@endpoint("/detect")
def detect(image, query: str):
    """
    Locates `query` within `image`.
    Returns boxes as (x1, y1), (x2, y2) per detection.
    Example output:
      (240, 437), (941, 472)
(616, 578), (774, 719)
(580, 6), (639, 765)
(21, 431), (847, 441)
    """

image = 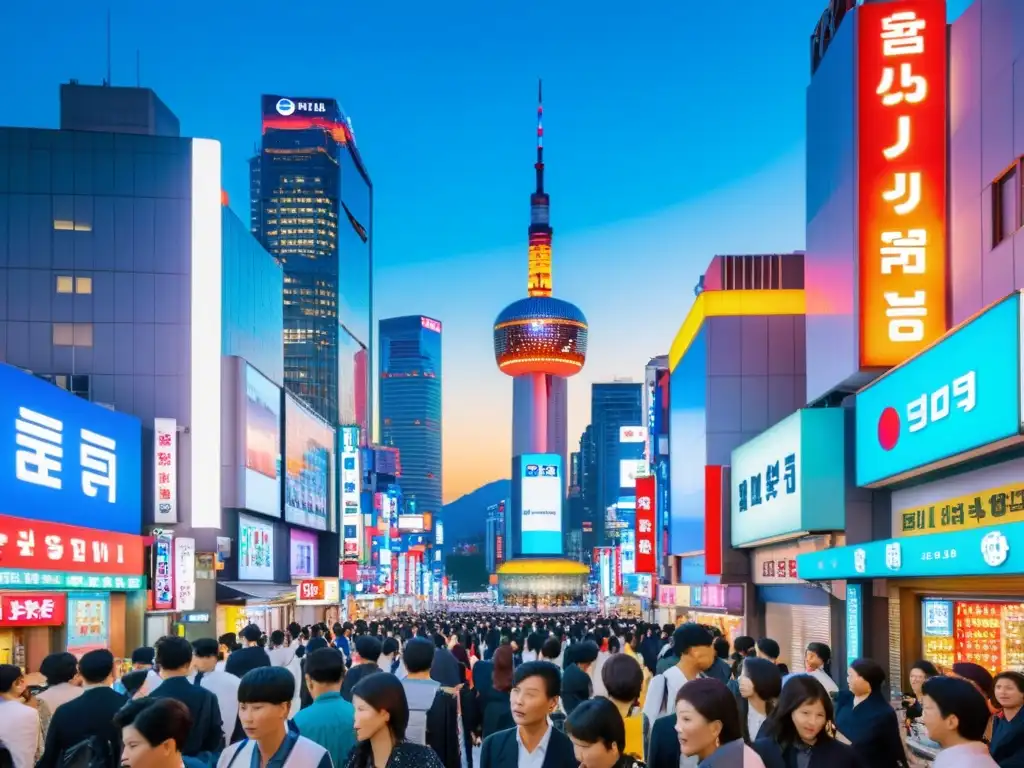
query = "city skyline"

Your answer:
(0, 0), (974, 503)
